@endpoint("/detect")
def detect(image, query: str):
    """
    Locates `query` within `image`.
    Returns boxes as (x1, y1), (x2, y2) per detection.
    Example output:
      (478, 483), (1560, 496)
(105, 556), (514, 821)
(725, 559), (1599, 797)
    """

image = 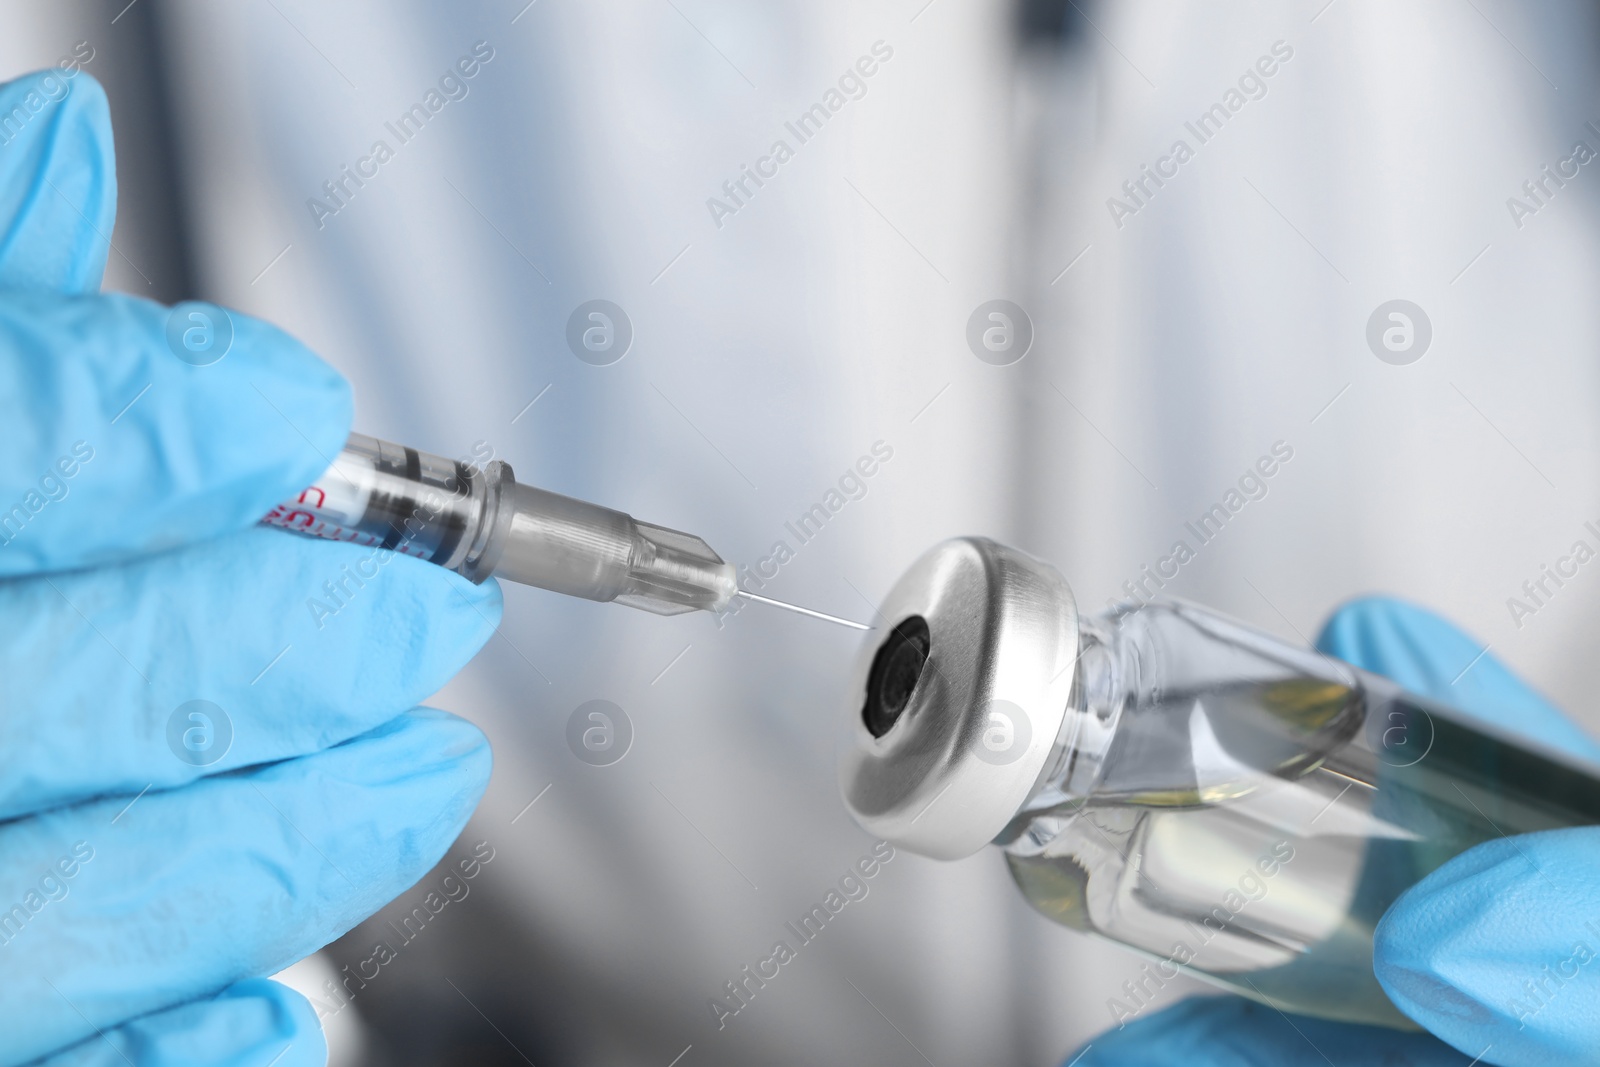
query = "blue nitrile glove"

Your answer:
(1066, 597), (1600, 1067)
(0, 69), (501, 1066)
